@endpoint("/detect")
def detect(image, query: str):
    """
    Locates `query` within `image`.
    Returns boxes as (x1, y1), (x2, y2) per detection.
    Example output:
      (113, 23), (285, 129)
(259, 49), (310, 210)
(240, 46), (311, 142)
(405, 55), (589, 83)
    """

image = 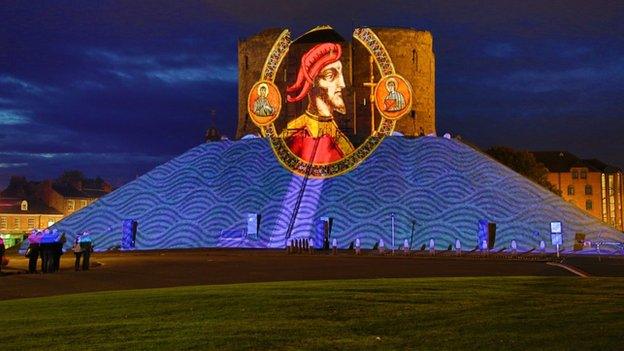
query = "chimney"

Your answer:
(39, 180), (53, 206)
